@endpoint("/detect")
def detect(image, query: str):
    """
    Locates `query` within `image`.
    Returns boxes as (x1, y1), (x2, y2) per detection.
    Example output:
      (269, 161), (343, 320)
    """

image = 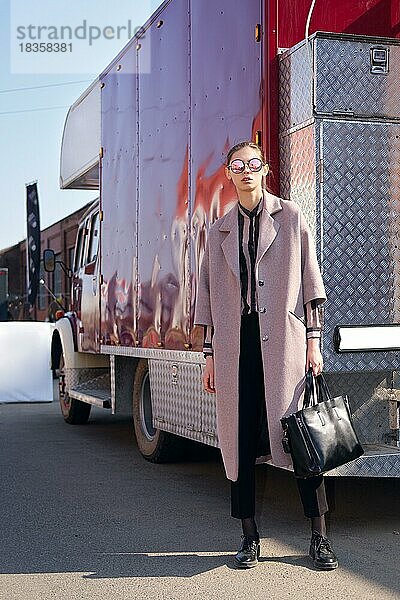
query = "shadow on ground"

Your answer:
(0, 401), (398, 595)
